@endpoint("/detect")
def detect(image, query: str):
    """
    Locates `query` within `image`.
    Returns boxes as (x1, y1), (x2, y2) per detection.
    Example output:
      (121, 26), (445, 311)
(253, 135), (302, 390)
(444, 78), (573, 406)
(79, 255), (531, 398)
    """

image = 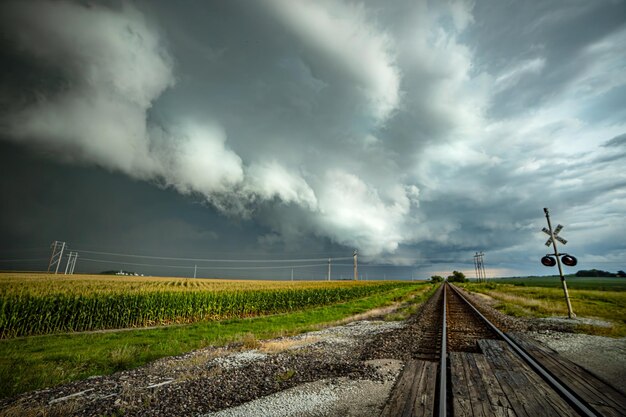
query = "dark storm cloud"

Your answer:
(1, 0), (624, 277)
(604, 133), (626, 148)
(465, 0), (626, 119)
